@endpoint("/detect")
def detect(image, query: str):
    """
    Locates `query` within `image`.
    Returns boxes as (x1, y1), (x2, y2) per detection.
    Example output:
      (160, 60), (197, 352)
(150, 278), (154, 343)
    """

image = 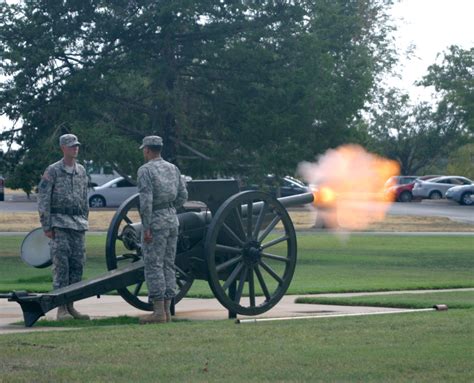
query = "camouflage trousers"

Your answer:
(50, 228), (86, 290)
(142, 227), (178, 300)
